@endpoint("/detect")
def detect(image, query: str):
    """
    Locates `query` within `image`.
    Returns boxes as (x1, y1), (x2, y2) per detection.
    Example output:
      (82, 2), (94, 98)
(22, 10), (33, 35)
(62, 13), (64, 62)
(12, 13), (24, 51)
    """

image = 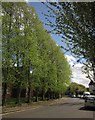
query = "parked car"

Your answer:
(77, 94), (83, 98)
(85, 95), (95, 108)
(72, 94), (76, 98)
(83, 92), (90, 99)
